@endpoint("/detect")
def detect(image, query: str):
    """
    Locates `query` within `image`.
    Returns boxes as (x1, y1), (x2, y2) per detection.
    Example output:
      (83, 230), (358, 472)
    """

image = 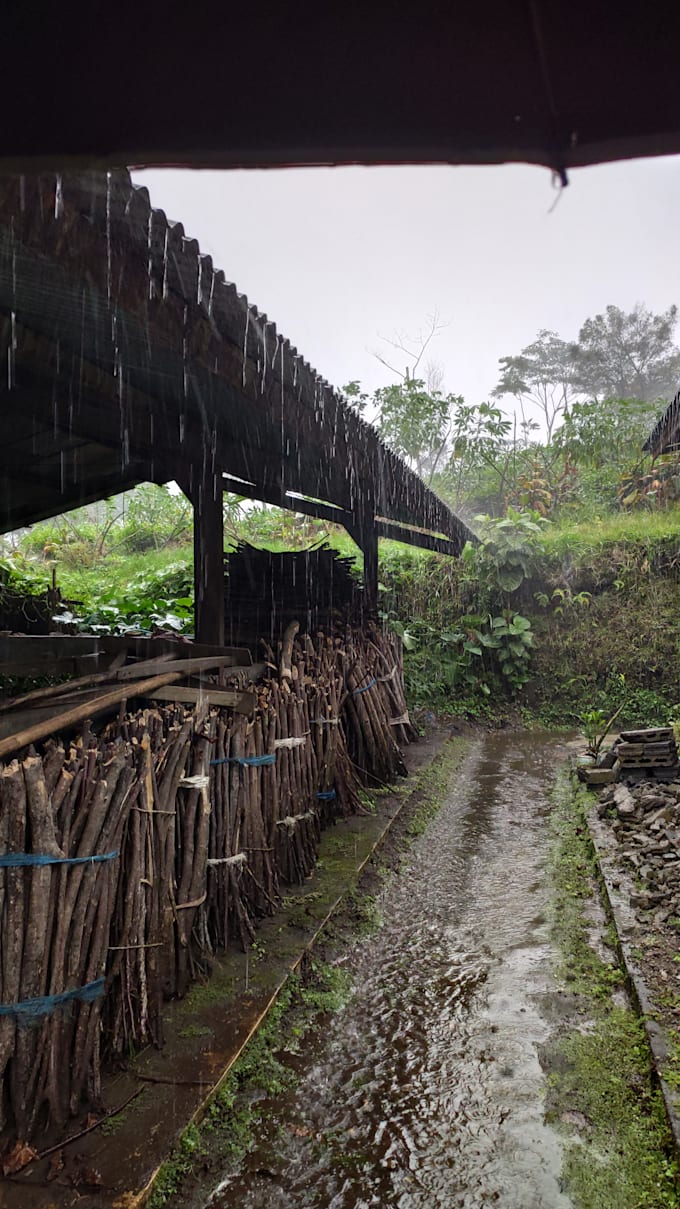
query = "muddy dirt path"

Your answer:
(206, 732), (574, 1208)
